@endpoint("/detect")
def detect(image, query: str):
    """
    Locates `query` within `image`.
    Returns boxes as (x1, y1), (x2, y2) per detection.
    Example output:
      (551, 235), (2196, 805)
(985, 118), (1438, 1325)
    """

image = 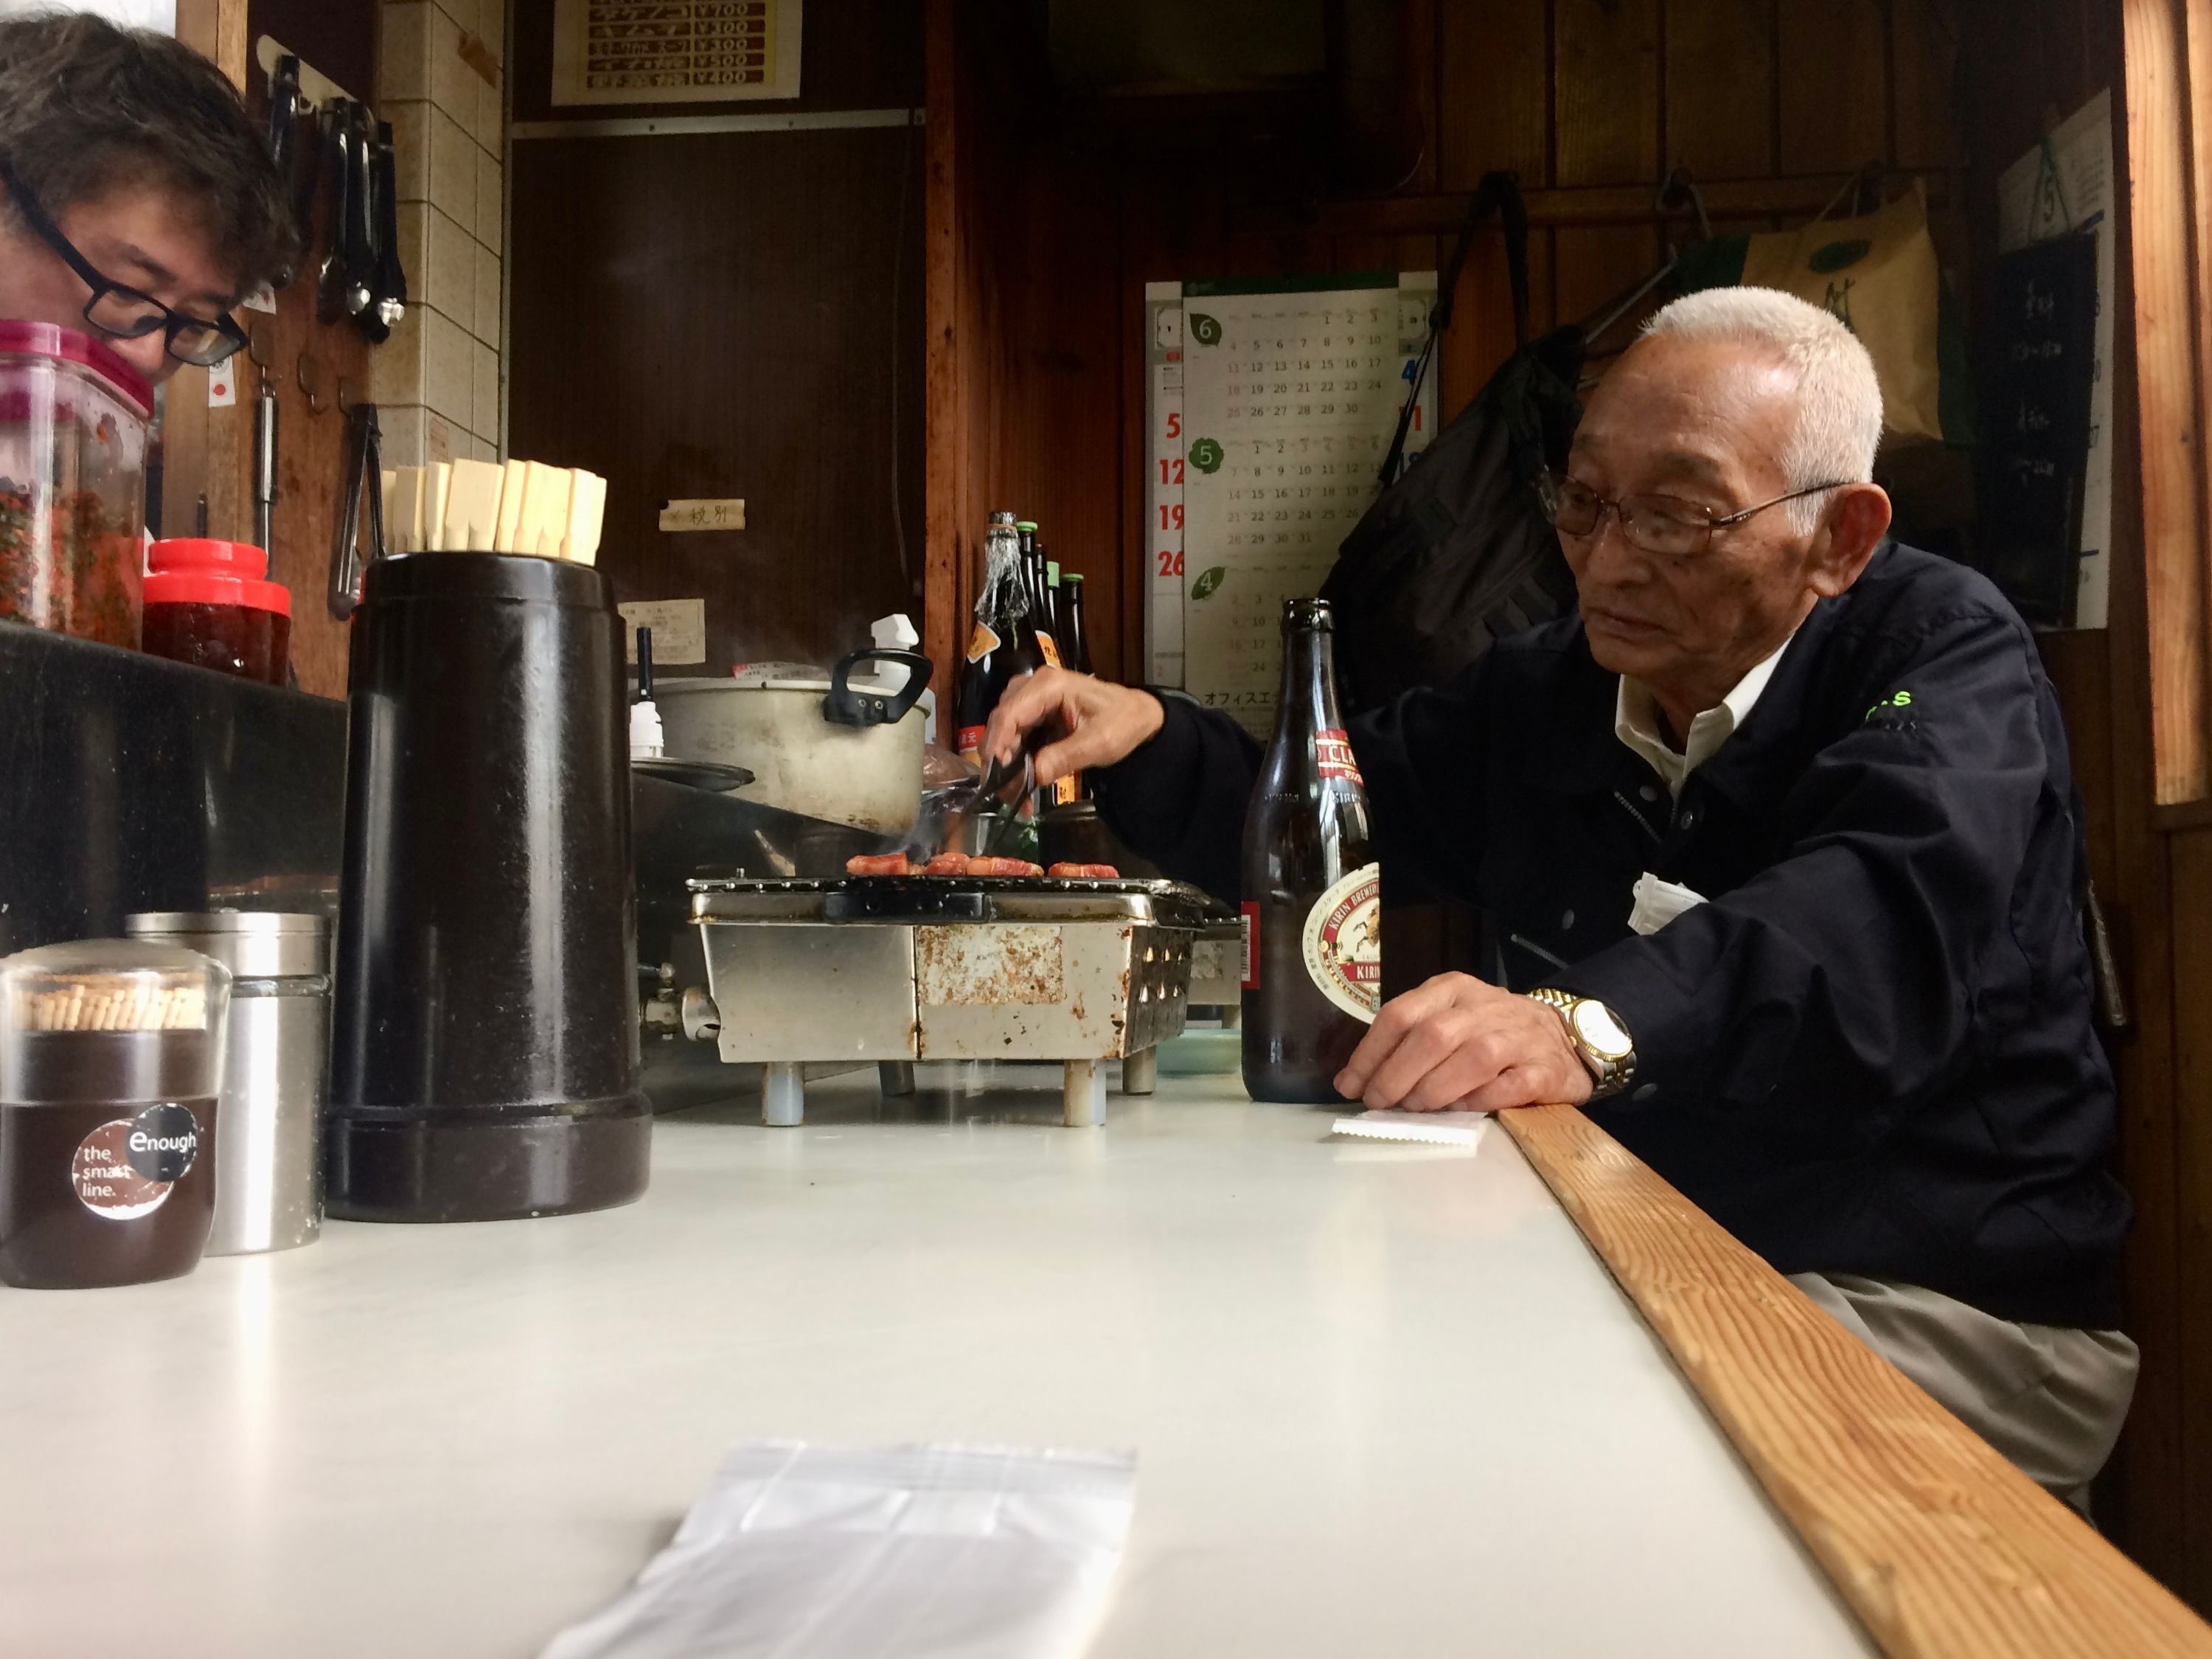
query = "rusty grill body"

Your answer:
(686, 877), (1211, 1125)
